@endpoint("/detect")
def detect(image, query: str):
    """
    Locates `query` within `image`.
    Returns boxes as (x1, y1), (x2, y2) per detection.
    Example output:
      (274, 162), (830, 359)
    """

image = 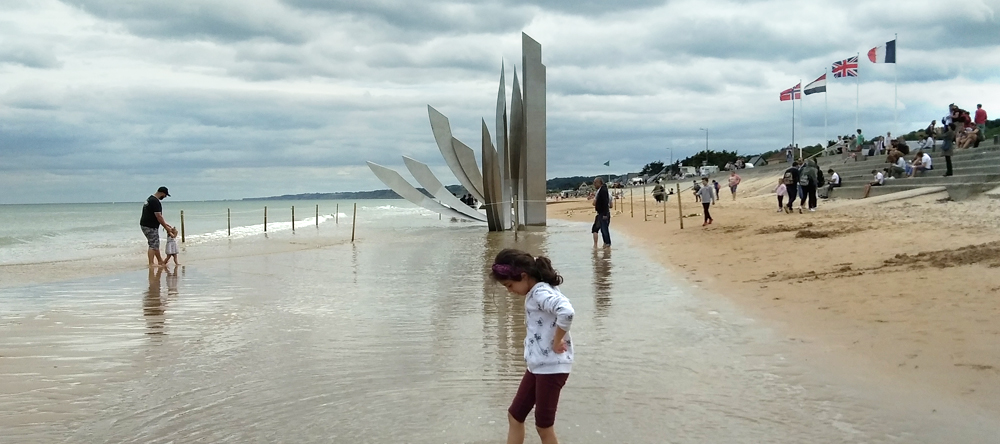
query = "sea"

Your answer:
(1, 200), (997, 443)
